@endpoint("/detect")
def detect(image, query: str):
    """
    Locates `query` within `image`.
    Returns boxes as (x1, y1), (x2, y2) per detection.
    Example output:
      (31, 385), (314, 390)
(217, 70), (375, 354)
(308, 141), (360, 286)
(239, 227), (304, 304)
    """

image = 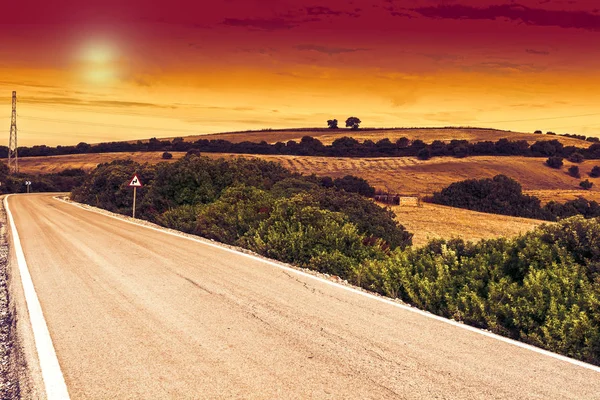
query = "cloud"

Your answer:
(19, 95), (173, 109)
(410, 3), (600, 31)
(294, 44), (369, 56)
(461, 61), (546, 73)
(303, 6), (360, 18)
(525, 48), (550, 55)
(222, 17), (297, 31)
